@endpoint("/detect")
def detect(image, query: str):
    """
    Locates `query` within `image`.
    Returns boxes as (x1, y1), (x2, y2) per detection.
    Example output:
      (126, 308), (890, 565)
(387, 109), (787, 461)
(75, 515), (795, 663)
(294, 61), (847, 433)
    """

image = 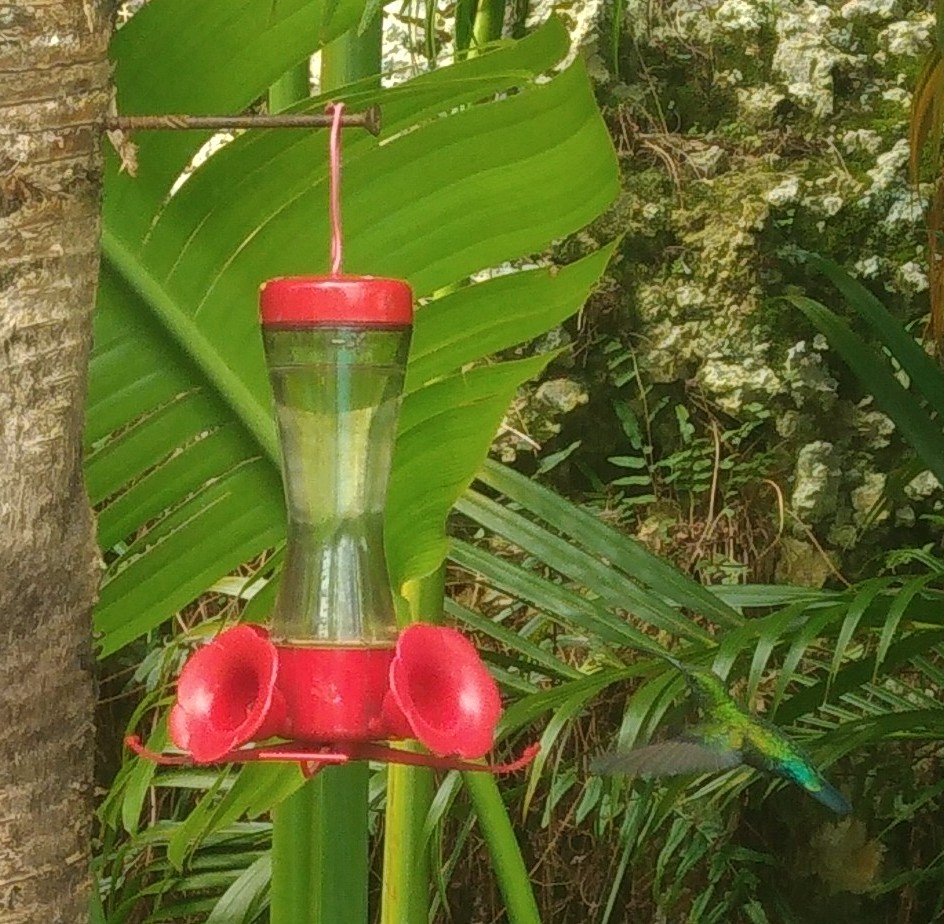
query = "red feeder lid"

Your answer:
(260, 275), (413, 327)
